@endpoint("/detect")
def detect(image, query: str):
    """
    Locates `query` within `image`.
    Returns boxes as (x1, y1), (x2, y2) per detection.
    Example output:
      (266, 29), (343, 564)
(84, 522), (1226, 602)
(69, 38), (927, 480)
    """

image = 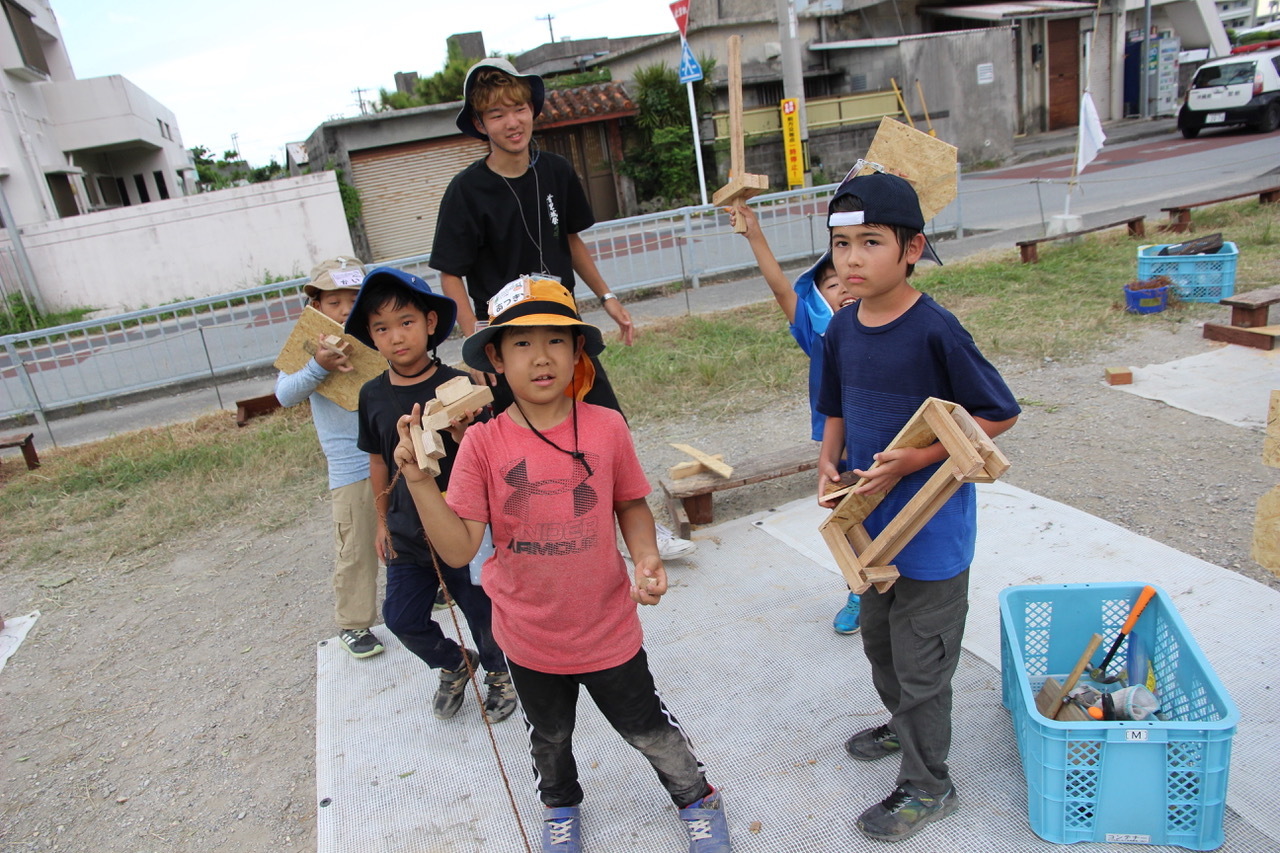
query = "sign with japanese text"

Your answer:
(781, 98), (803, 187)
(669, 0), (690, 39)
